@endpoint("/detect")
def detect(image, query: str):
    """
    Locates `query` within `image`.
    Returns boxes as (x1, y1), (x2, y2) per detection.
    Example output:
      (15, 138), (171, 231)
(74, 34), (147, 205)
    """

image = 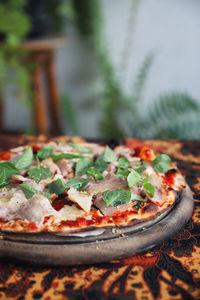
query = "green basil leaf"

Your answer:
(85, 168), (104, 180)
(67, 142), (91, 153)
(28, 166), (53, 183)
(48, 179), (66, 195)
(12, 147), (33, 169)
(51, 153), (83, 162)
(101, 146), (118, 163)
(19, 184), (51, 200)
(0, 169), (6, 185)
(116, 168), (130, 178)
(37, 146), (52, 160)
(127, 169), (142, 187)
(0, 168), (9, 188)
(102, 189), (131, 207)
(118, 157), (129, 169)
(142, 174), (149, 187)
(133, 200), (142, 209)
(135, 162), (146, 174)
(65, 178), (89, 191)
(143, 182), (155, 197)
(75, 157), (92, 174)
(152, 154), (171, 173)
(0, 162), (19, 178)
(94, 159), (108, 172)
